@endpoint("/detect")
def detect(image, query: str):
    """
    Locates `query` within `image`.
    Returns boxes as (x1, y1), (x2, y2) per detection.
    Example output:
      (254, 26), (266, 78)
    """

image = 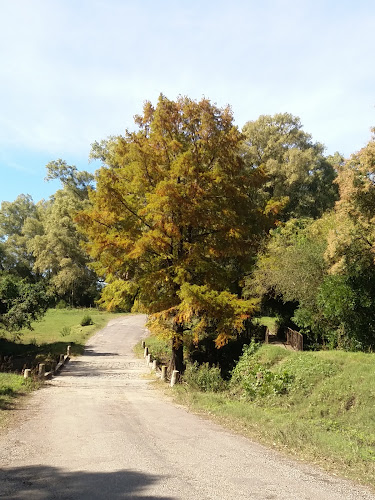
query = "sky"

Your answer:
(0, 0), (374, 204)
